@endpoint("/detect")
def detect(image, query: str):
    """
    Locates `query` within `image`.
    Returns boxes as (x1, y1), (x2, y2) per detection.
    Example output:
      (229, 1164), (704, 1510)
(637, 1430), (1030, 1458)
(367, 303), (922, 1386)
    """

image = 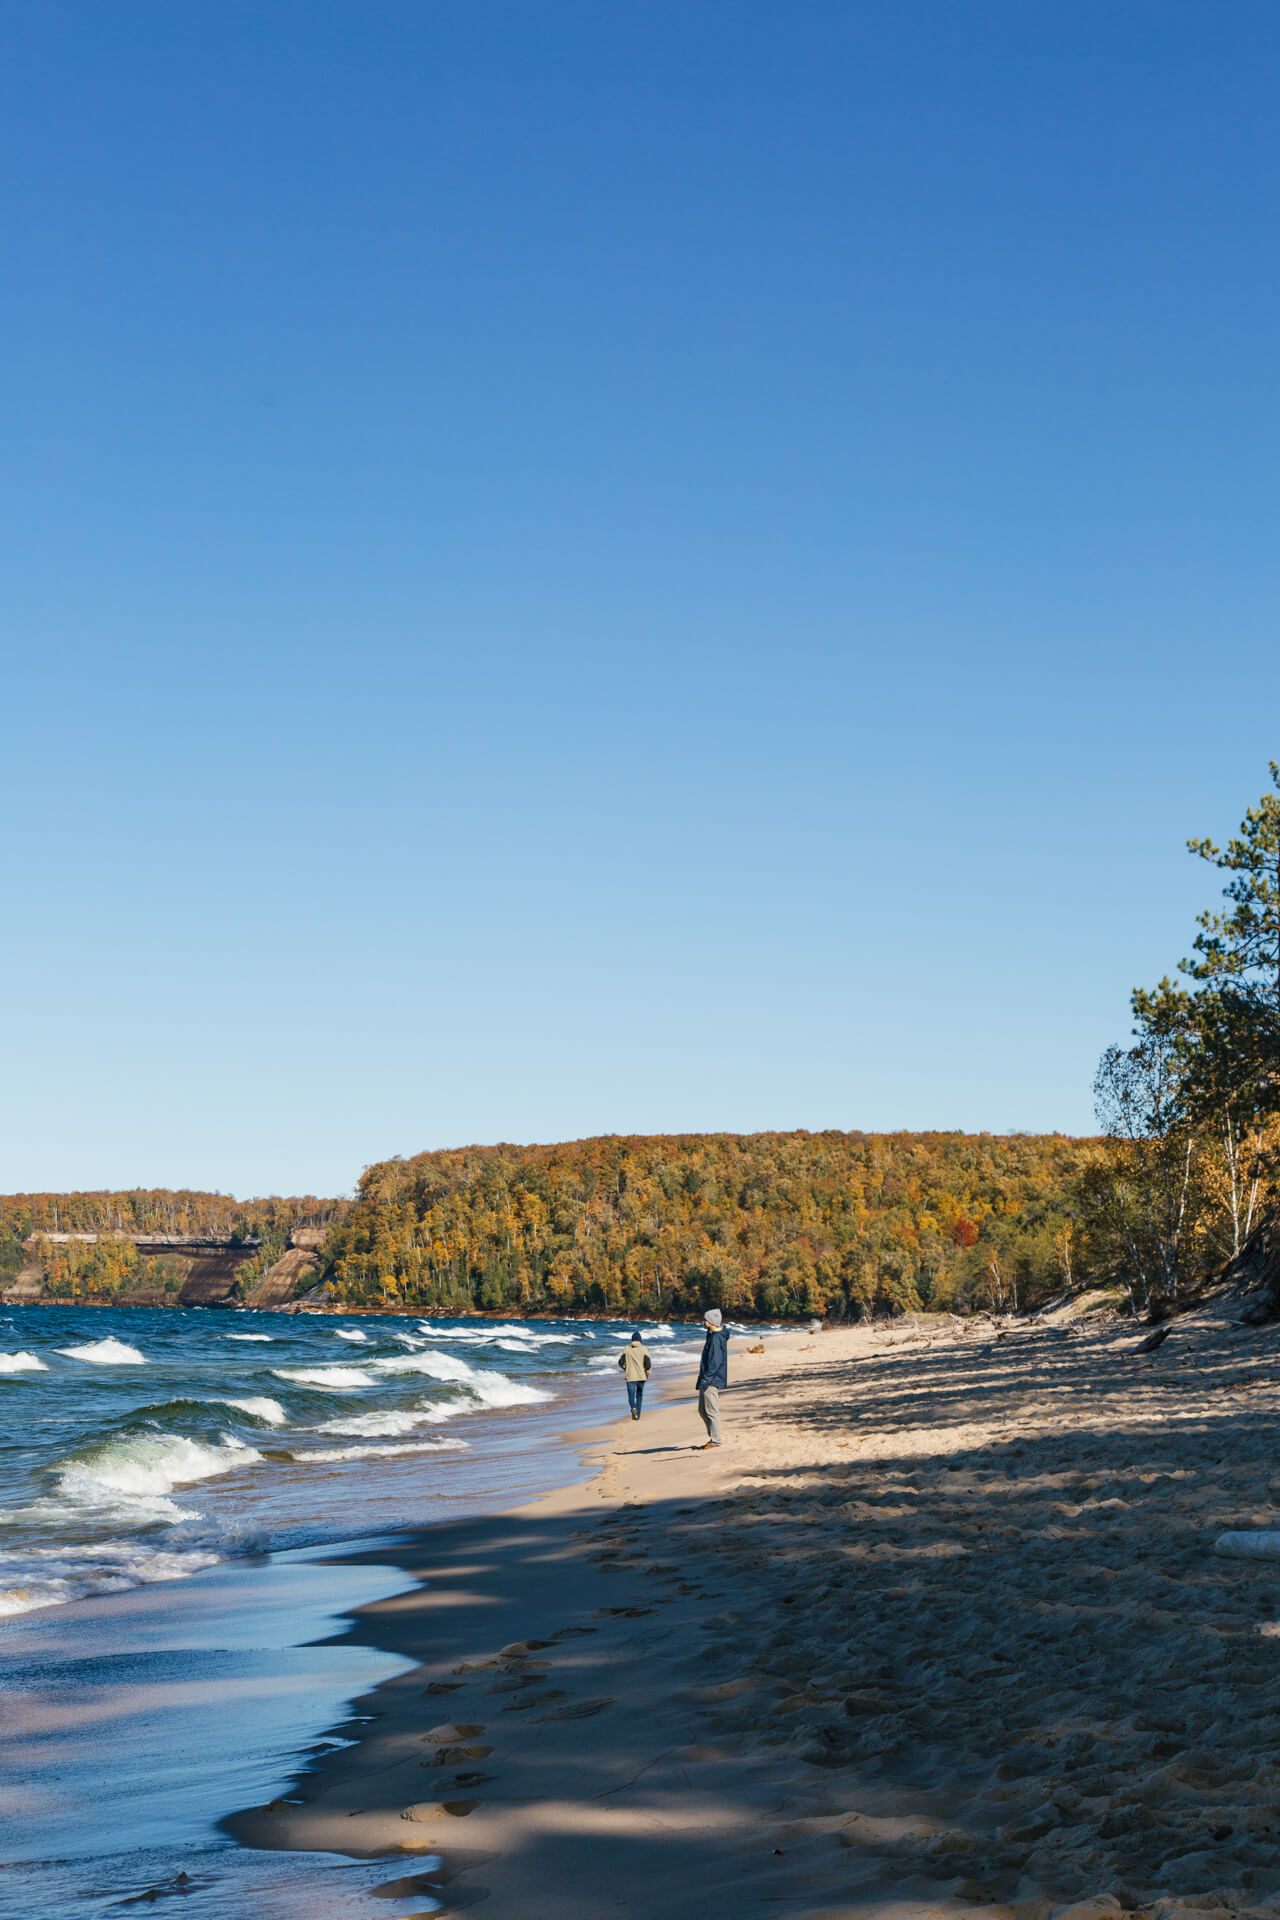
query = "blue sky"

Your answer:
(3, 2), (1278, 1198)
